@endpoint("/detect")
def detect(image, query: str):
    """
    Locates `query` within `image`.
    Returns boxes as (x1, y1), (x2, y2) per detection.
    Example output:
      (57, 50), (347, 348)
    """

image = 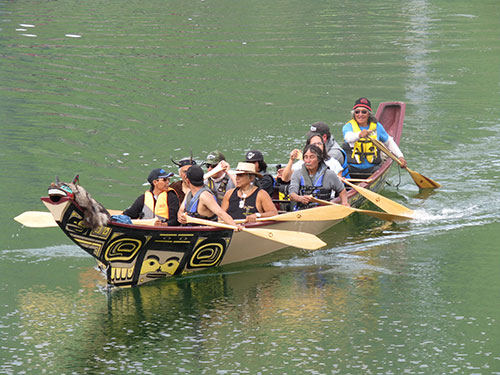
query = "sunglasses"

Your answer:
(206, 164), (217, 169)
(158, 177), (169, 182)
(354, 109), (368, 115)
